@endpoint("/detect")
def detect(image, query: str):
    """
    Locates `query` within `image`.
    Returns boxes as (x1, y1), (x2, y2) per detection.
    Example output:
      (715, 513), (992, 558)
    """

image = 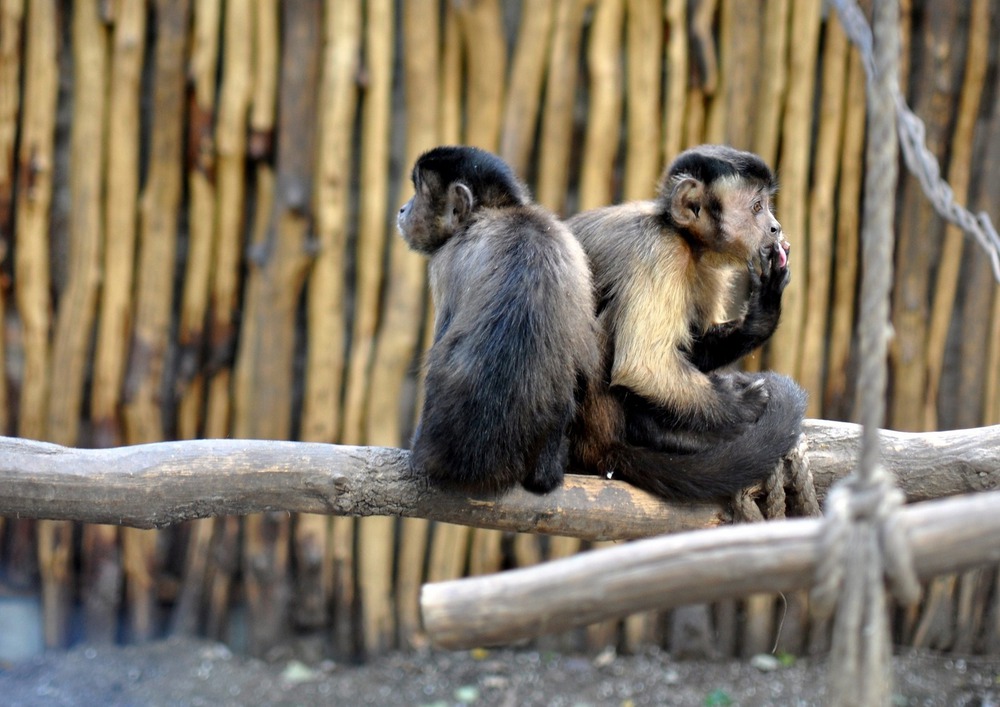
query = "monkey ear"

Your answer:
(444, 182), (474, 232)
(669, 177), (707, 229)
